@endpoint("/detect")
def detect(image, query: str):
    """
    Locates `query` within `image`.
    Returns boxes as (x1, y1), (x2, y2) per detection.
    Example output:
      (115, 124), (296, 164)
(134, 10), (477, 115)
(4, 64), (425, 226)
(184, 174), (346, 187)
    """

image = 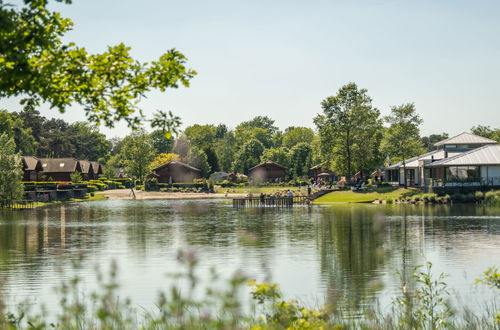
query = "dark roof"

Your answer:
(22, 156), (43, 171)
(40, 158), (81, 173)
(152, 160), (201, 173)
(91, 161), (103, 174)
(249, 160), (287, 171)
(79, 160), (95, 174)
